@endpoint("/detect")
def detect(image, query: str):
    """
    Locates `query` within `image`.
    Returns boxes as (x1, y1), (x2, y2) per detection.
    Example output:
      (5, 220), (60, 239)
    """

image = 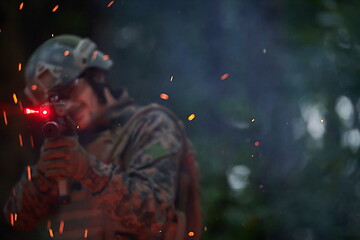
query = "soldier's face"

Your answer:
(61, 78), (107, 130)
